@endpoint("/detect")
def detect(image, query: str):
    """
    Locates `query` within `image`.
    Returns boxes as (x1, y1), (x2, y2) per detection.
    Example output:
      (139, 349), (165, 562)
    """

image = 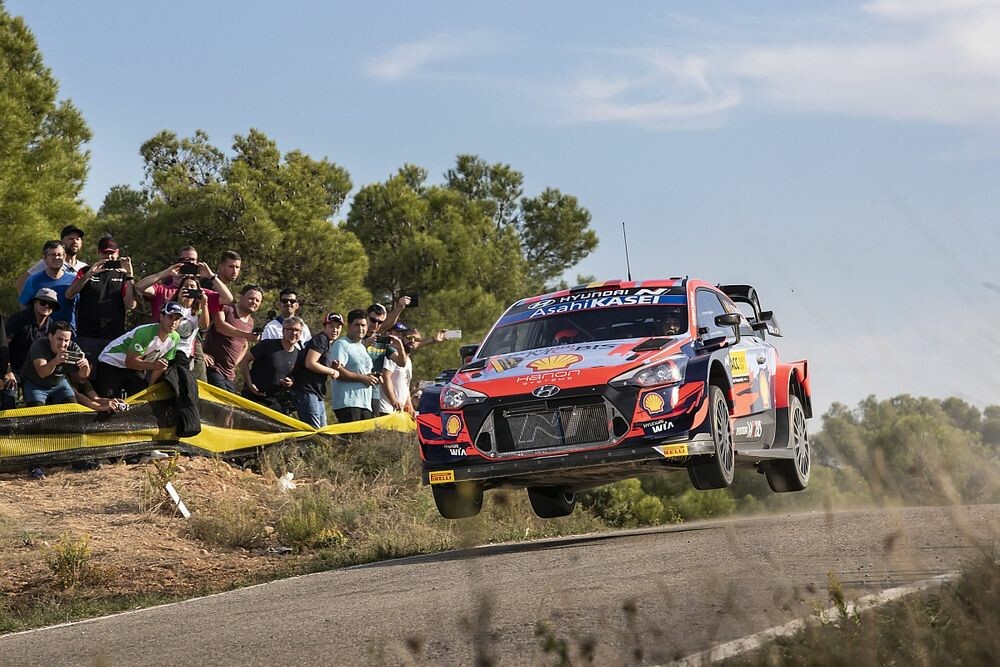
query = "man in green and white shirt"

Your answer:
(96, 302), (183, 398)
